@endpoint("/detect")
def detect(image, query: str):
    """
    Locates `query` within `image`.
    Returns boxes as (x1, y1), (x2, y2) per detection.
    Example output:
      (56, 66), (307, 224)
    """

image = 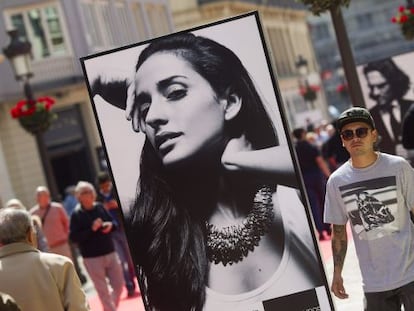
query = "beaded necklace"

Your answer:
(206, 186), (275, 266)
